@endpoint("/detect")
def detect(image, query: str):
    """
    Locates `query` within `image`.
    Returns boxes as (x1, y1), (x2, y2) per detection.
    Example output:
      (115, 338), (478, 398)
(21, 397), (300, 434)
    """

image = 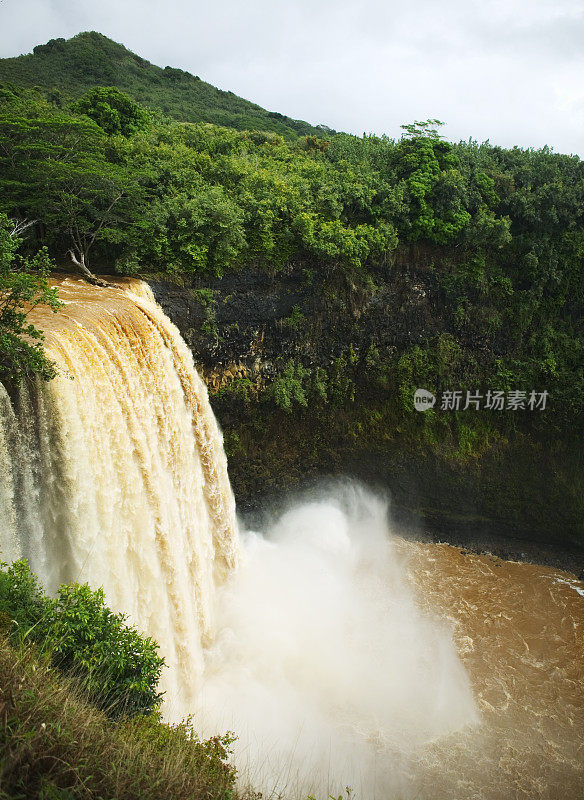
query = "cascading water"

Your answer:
(2, 275), (582, 799)
(0, 276), (239, 710)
